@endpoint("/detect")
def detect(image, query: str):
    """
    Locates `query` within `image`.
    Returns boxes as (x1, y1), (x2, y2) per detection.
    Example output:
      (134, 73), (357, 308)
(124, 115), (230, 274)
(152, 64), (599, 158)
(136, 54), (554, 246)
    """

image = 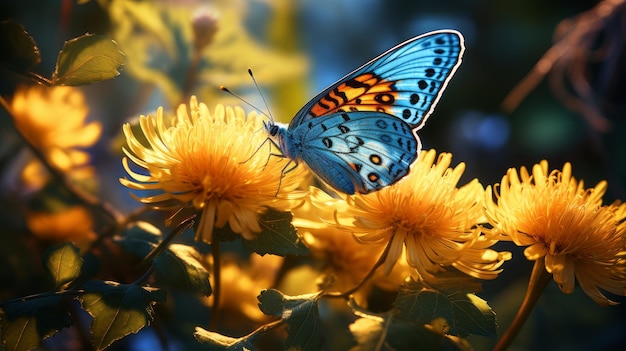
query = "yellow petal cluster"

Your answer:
(311, 149), (510, 282)
(485, 161), (626, 305)
(293, 189), (412, 303)
(10, 85), (102, 190)
(120, 96), (307, 243)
